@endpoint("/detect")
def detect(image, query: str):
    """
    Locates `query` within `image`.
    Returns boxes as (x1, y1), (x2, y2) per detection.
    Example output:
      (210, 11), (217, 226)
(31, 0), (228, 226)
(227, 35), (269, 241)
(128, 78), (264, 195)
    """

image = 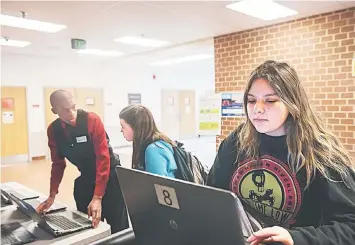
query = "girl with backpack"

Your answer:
(119, 104), (177, 178)
(207, 60), (355, 245)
